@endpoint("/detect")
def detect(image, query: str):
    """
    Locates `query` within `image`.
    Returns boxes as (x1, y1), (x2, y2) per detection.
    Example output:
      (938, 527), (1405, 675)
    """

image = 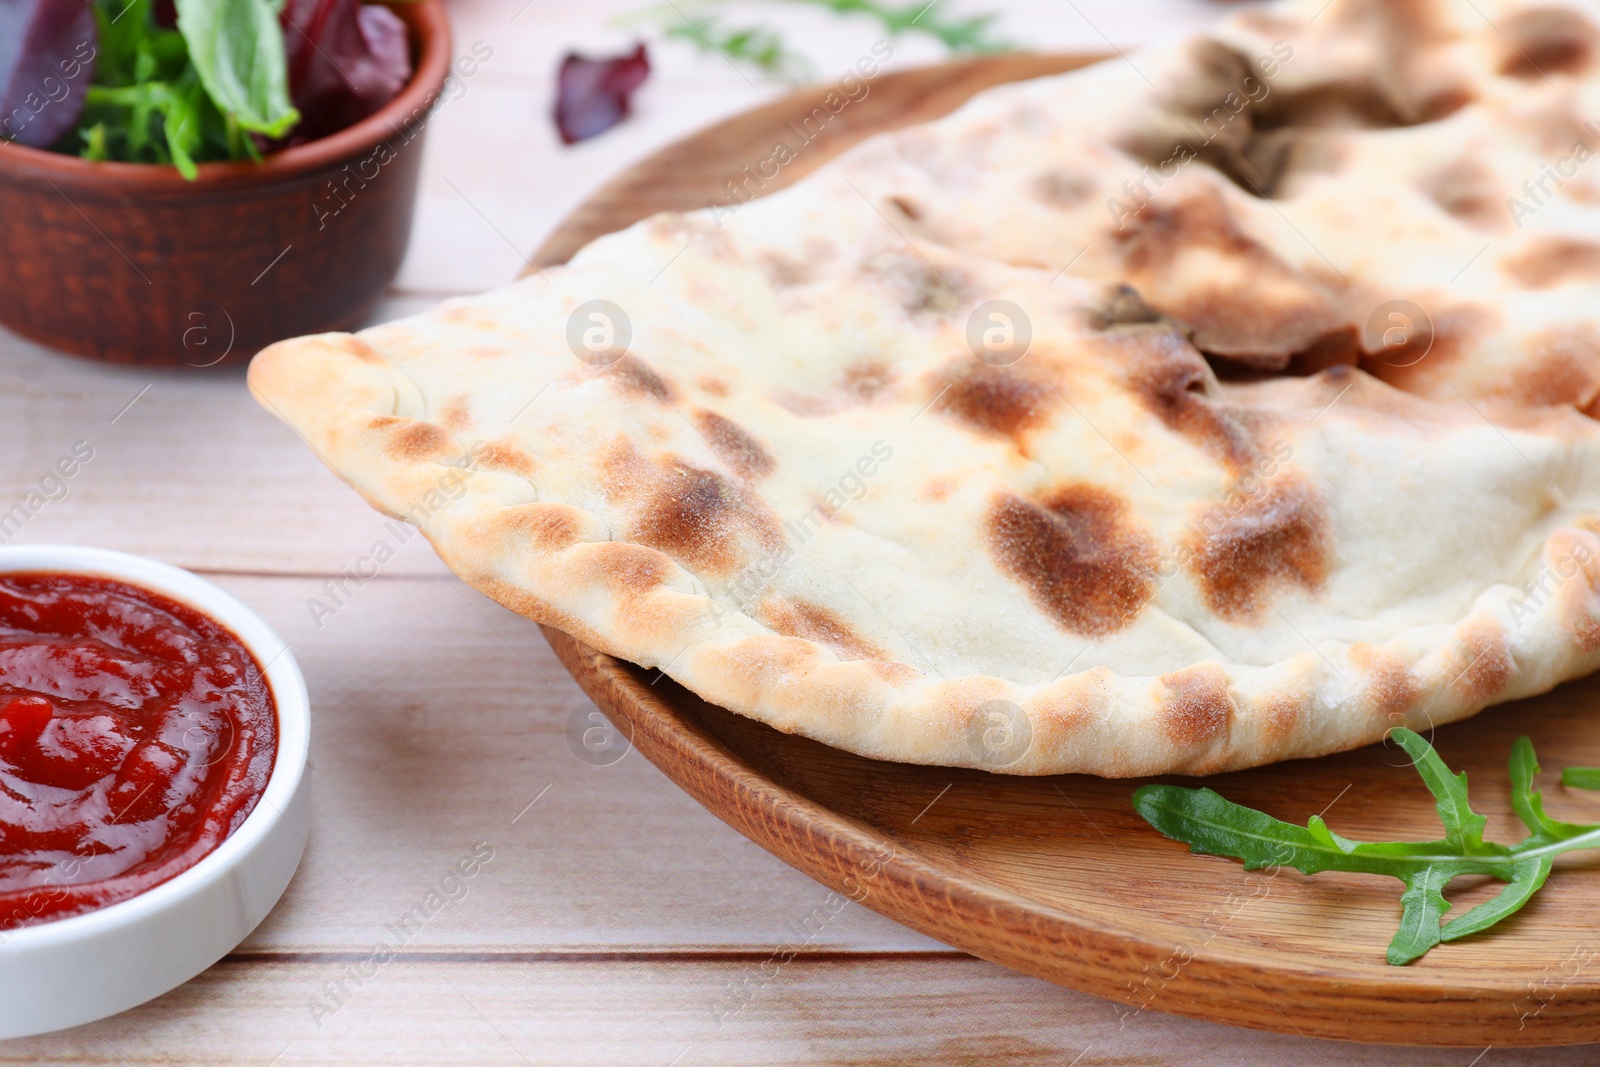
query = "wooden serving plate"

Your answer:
(529, 55), (1600, 1047)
